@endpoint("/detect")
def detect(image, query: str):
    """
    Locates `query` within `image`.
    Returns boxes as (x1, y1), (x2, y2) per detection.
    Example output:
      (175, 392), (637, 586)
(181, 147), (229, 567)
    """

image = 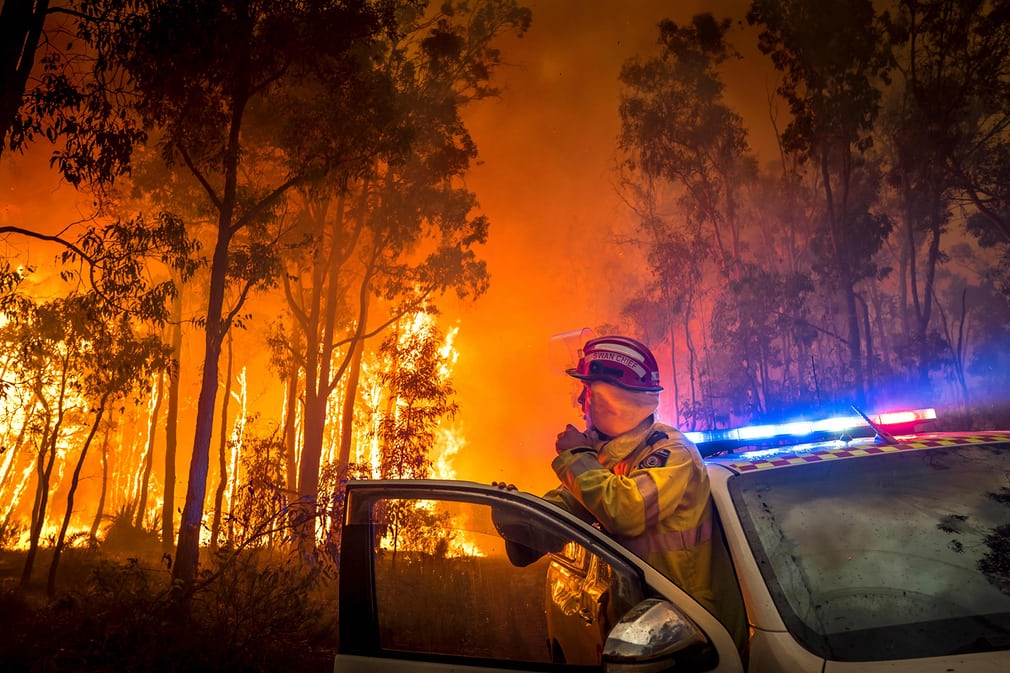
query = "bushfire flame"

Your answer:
(0, 303), (474, 561)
